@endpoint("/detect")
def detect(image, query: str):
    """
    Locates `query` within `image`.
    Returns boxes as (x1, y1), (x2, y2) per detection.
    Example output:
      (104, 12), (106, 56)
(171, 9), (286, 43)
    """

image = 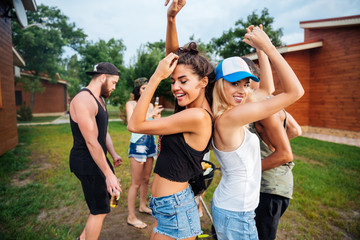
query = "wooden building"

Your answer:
(0, 0), (37, 155)
(246, 15), (360, 136)
(15, 72), (68, 116)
